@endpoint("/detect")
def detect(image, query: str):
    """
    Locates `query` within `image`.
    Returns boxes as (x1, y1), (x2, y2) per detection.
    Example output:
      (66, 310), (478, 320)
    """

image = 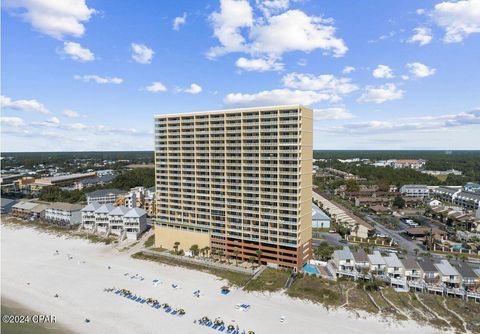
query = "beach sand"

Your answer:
(1, 224), (449, 334)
